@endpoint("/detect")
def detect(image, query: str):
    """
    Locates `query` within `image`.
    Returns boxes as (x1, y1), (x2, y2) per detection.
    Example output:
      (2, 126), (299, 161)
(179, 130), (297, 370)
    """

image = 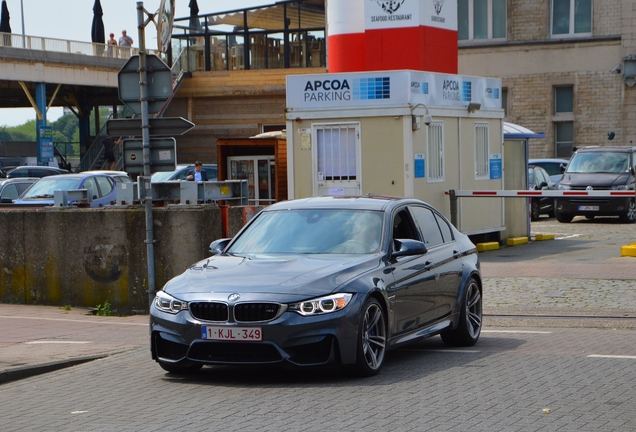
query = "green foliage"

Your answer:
(59, 305), (72, 312)
(95, 300), (114, 316)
